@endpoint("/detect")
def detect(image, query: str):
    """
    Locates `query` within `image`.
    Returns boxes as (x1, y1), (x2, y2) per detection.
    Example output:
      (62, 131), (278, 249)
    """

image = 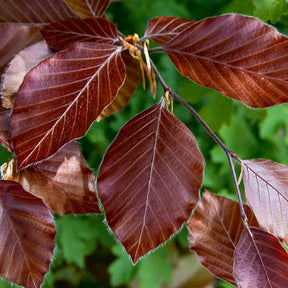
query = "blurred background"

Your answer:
(1, 0), (288, 287)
